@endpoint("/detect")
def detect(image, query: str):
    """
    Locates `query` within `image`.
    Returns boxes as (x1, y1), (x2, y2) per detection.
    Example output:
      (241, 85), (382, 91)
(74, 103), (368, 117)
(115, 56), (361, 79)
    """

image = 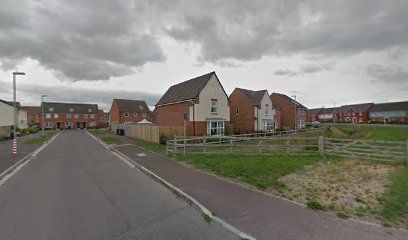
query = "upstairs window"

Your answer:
(84, 114), (88, 119)
(54, 114), (58, 118)
(67, 114), (72, 118)
(142, 112), (146, 117)
(236, 107), (240, 115)
(139, 105), (144, 110)
(211, 99), (218, 114)
(49, 107), (54, 112)
(265, 104), (269, 115)
(90, 114), (95, 119)
(124, 112), (130, 117)
(74, 114), (79, 118)
(69, 108), (74, 112)
(134, 112), (138, 117)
